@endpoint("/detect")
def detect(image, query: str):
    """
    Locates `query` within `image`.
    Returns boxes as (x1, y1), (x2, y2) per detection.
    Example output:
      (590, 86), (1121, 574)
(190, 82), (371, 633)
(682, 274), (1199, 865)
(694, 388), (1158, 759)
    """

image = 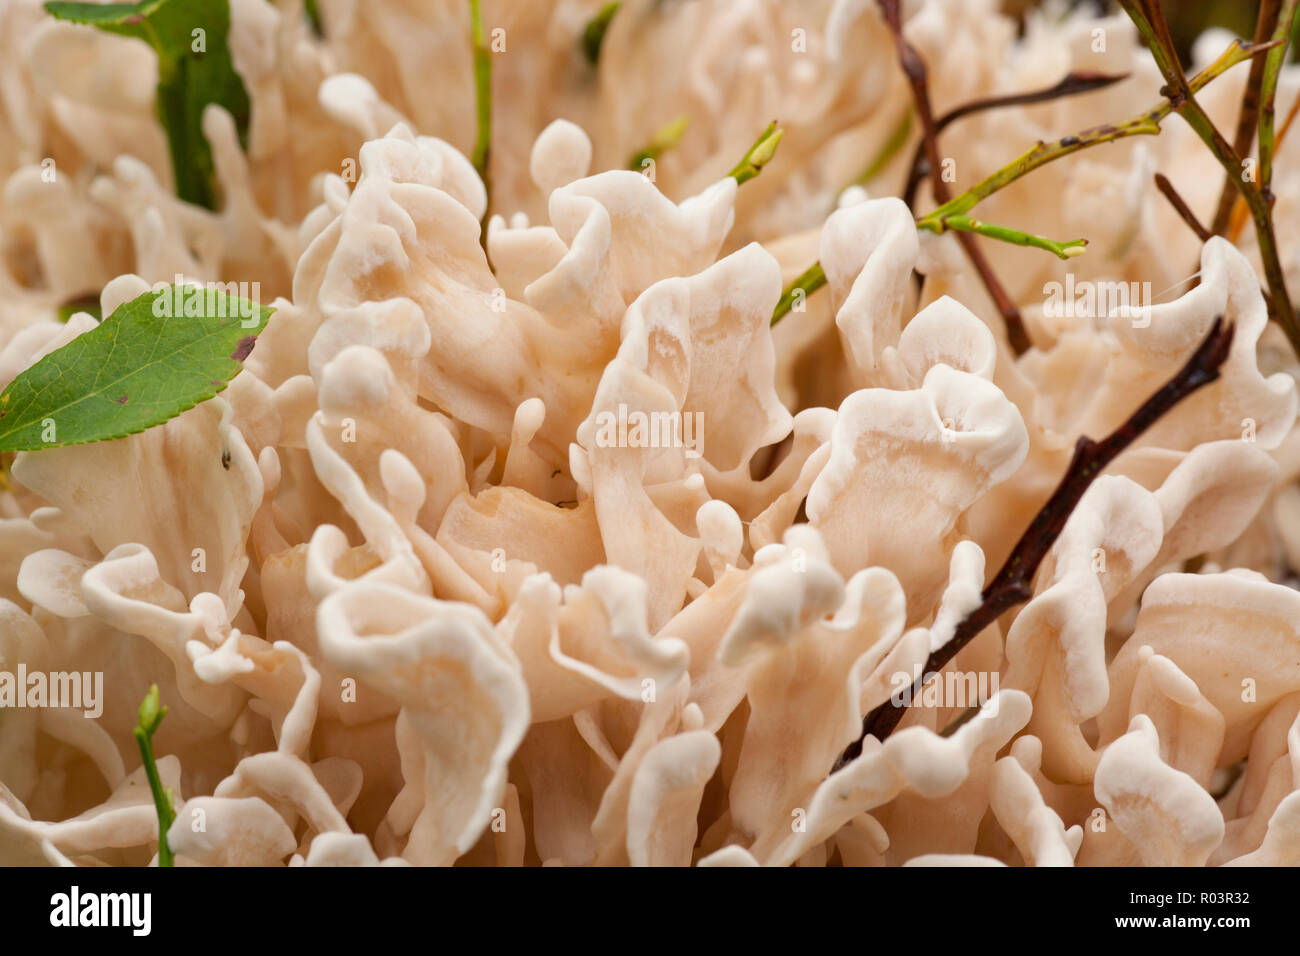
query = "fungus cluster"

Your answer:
(1, 0), (1300, 867)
